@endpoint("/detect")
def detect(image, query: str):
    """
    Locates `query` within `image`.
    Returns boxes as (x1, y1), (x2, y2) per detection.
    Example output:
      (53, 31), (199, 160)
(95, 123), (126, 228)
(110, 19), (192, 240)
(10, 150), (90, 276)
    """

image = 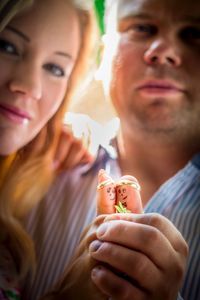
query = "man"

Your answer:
(91, 0), (200, 299)
(24, 0), (199, 299)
